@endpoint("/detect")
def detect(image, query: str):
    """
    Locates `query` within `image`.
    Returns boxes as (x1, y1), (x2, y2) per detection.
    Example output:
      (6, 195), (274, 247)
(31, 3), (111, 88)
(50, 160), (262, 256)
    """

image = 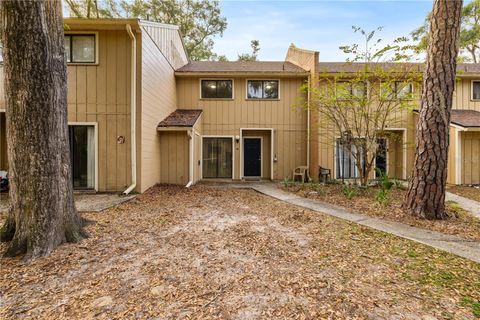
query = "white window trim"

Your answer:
(65, 31), (99, 66)
(379, 81), (414, 100)
(199, 78), (235, 100)
(68, 122), (99, 191)
(245, 79), (281, 100)
(471, 80), (480, 101)
(200, 135), (235, 180)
